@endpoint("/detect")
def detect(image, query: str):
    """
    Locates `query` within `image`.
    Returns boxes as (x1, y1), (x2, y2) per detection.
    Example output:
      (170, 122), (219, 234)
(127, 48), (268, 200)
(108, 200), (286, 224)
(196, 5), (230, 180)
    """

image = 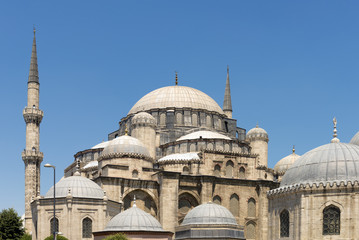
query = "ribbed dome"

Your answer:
(102, 135), (150, 157)
(181, 202), (238, 226)
(128, 86), (224, 115)
(350, 131), (359, 146)
(274, 151), (301, 173)
(105, 205), (164, 232)
(91, 140), (110, 149)
(246, 125), (268, 141)
(281, 142), (359, 187)
(44, 176), (104, 199)
(177, 130), (231, 141)
(132, 112), (156, 125)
